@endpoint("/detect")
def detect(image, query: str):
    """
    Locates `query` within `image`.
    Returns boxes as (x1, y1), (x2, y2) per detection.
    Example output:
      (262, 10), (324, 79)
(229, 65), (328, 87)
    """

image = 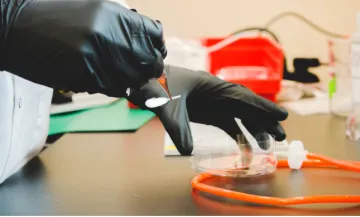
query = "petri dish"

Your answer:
(190, 133), (277, 178)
